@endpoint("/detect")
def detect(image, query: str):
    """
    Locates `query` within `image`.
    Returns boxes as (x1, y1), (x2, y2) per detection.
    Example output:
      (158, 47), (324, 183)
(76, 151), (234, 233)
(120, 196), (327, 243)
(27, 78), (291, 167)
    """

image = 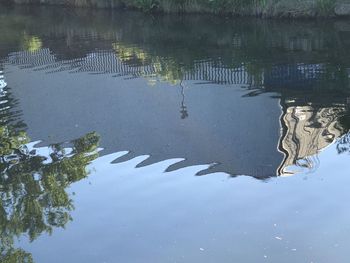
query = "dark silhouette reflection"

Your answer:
(1, 5), (350, 178)
(0, 69), (100, 262)
(179, 80), (189, 119)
